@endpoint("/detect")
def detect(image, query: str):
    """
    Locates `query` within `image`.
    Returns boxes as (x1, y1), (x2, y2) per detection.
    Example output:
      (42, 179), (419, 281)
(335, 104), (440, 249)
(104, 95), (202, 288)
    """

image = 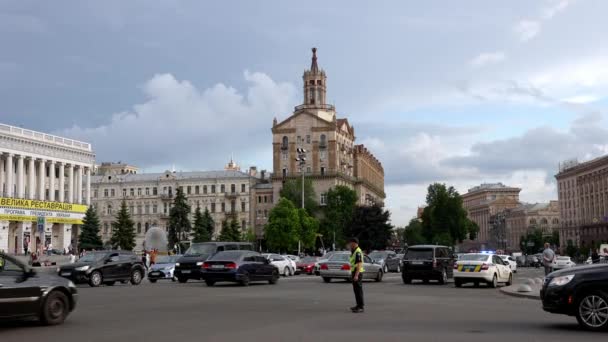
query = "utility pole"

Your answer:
(295, 148), (307, 256)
